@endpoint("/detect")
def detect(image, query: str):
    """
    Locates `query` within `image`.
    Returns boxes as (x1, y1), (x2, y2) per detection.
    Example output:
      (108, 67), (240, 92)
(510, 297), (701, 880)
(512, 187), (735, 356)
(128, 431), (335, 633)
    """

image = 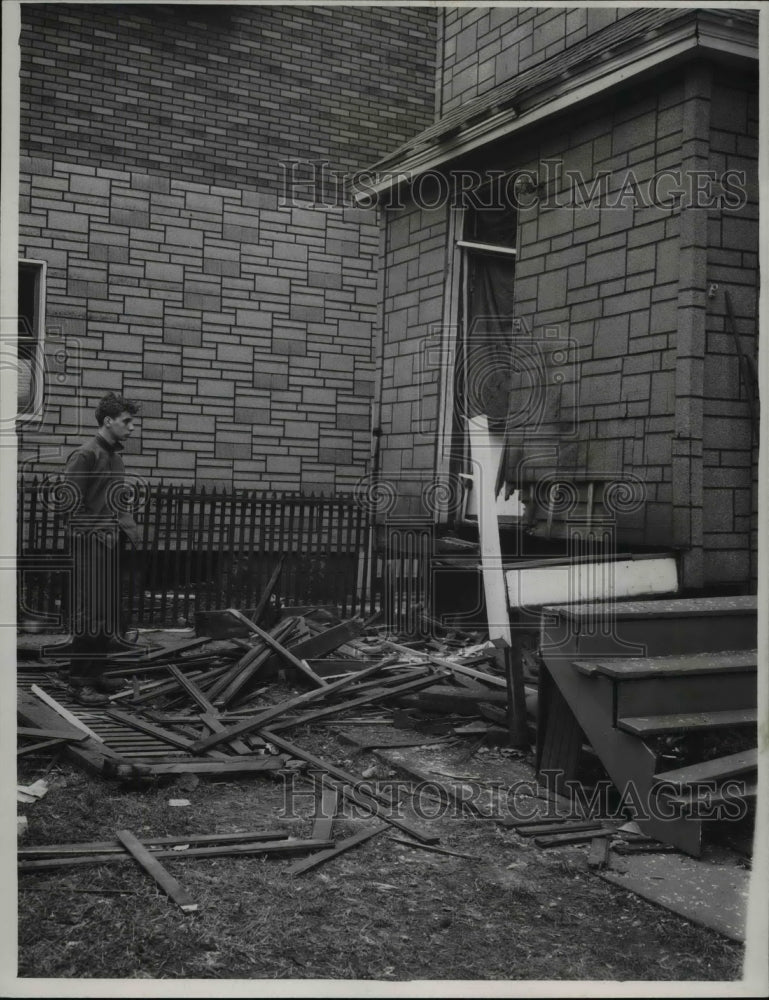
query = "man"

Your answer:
(63, 392), (141, 705)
